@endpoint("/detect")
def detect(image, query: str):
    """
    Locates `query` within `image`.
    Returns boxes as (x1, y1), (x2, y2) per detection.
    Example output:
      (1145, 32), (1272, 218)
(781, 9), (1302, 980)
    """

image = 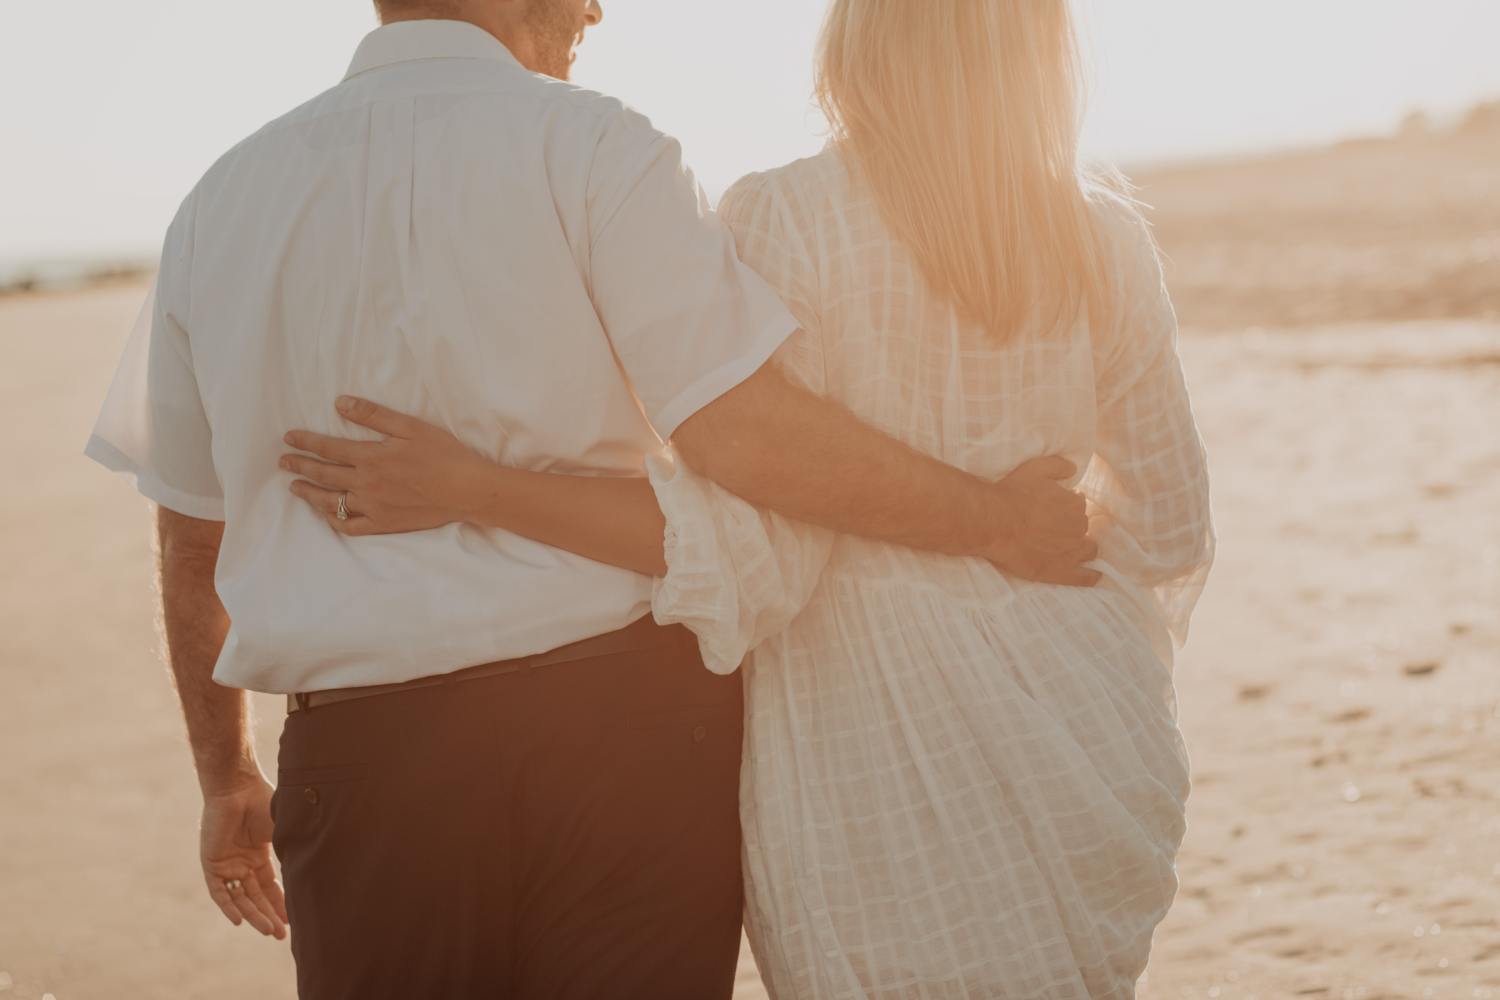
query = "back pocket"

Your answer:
(271, 763), (371, 858)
